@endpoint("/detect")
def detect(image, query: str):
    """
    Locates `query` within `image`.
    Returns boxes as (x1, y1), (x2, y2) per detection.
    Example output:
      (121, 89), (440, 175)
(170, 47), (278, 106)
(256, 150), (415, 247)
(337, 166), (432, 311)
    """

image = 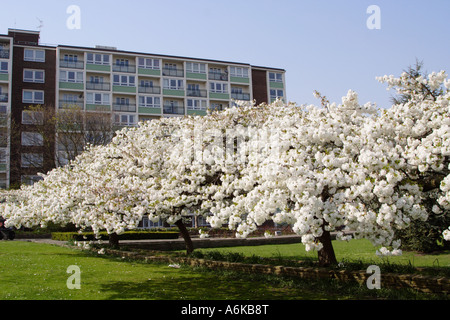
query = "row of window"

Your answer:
(69, 53), (253, 78)
(1, 49), (284, 85)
